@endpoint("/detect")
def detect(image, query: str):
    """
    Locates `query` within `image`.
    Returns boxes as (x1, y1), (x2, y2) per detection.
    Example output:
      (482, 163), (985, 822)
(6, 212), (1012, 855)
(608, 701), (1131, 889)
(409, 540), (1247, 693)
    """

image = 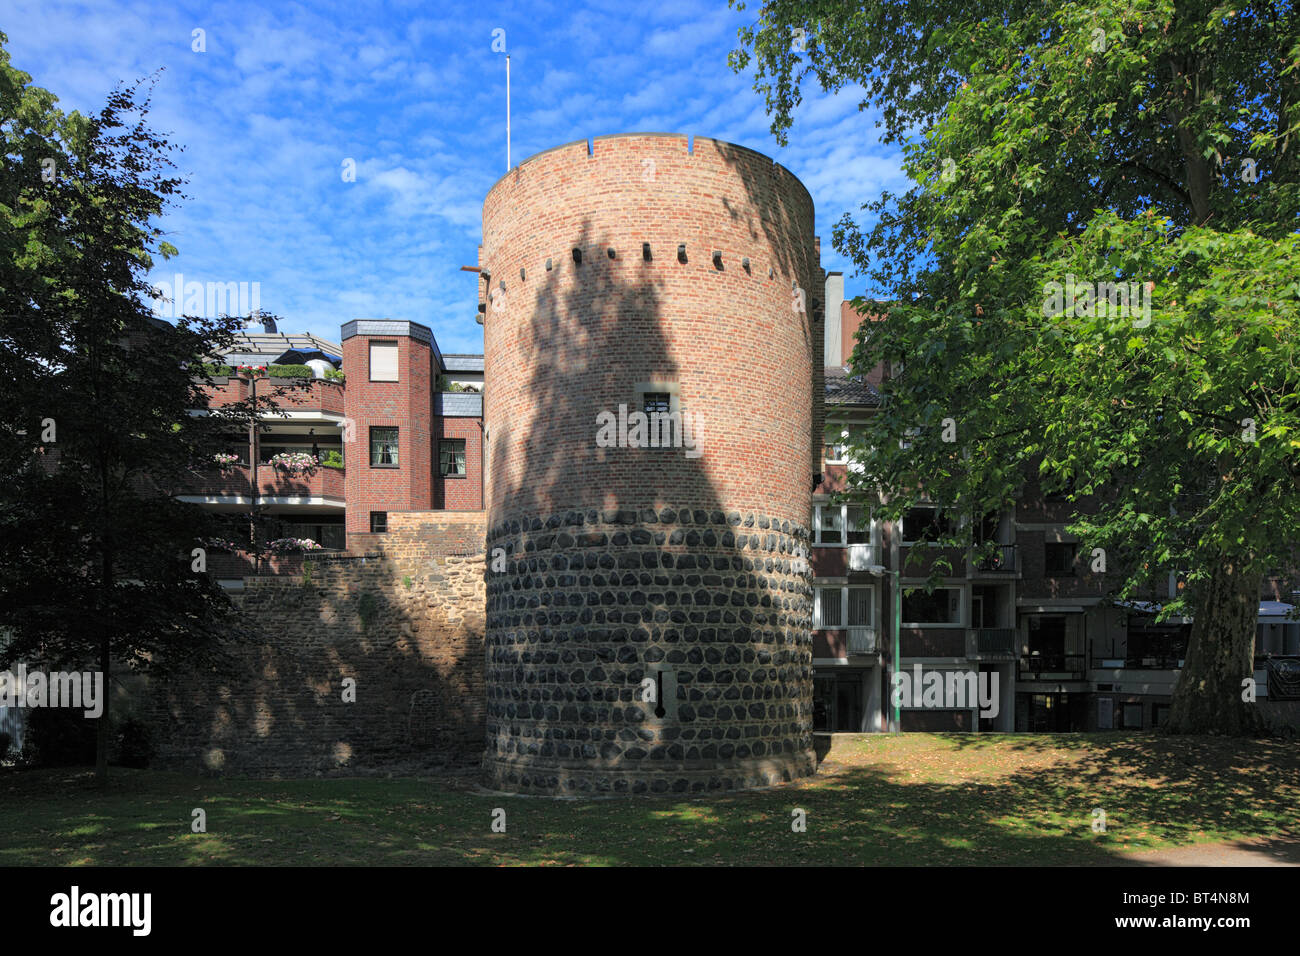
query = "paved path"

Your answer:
(1122, 836), (1300, 866)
